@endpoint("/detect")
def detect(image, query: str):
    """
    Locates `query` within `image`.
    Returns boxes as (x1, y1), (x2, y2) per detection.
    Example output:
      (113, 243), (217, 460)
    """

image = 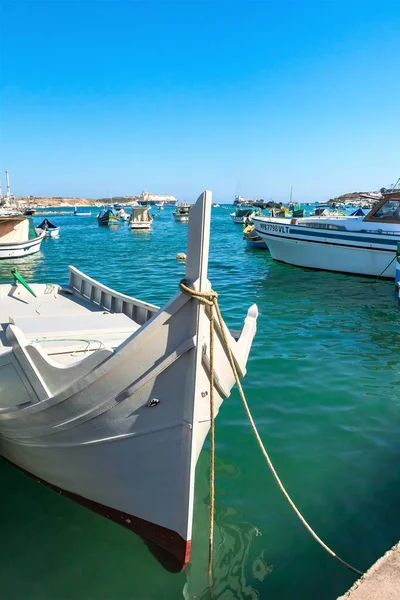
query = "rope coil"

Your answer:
(179, 279), (364, 579)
